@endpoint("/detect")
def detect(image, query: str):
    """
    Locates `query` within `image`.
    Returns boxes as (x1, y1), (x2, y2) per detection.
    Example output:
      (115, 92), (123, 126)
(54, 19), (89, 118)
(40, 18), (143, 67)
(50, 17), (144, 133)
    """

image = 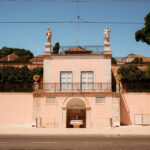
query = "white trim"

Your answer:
(62, 97), (90, 109)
